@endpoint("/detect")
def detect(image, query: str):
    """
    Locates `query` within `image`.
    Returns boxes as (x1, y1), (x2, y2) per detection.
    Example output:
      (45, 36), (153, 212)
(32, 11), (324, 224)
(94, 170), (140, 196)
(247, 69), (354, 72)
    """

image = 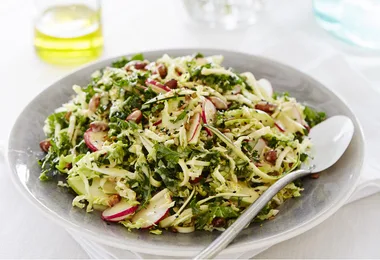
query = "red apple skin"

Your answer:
(208, 96), (228, 110)
(188, 113), (201, 142)
(275, 122), (285, 132)
(201, 99), (216, 136)
(201, 110), (213, 136)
